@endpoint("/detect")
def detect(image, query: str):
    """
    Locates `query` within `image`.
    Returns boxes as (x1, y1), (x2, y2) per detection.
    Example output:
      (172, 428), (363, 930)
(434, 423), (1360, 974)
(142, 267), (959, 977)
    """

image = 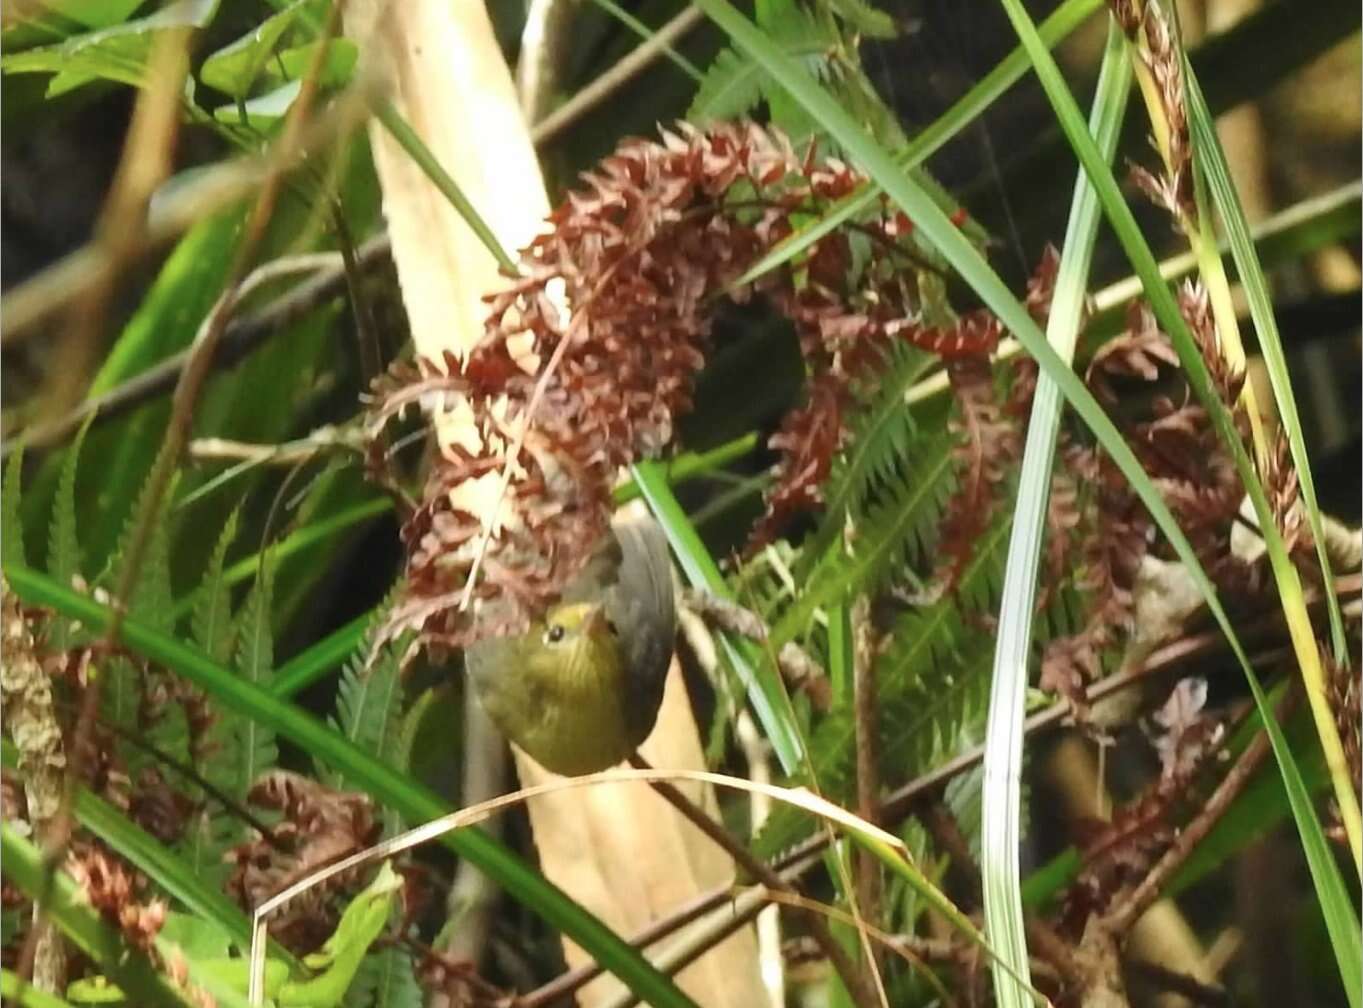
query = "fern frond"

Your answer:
(344, 946), (421, 1008)
(755, 513), (1010, 858)
(772, 430), (956, 645)
(231, 560), (279, 796)
(689, 8), (832, 122)
(3, 448), (25, 569)
(346, 946), (421, 1008)
(192, 509), (241, 663)
(48, 418), (91, 589)
(824, 0), (897, 38)
(103, 471), (179, 634)
(327, 643), (406, 788)
(798, 342), (938, 570)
